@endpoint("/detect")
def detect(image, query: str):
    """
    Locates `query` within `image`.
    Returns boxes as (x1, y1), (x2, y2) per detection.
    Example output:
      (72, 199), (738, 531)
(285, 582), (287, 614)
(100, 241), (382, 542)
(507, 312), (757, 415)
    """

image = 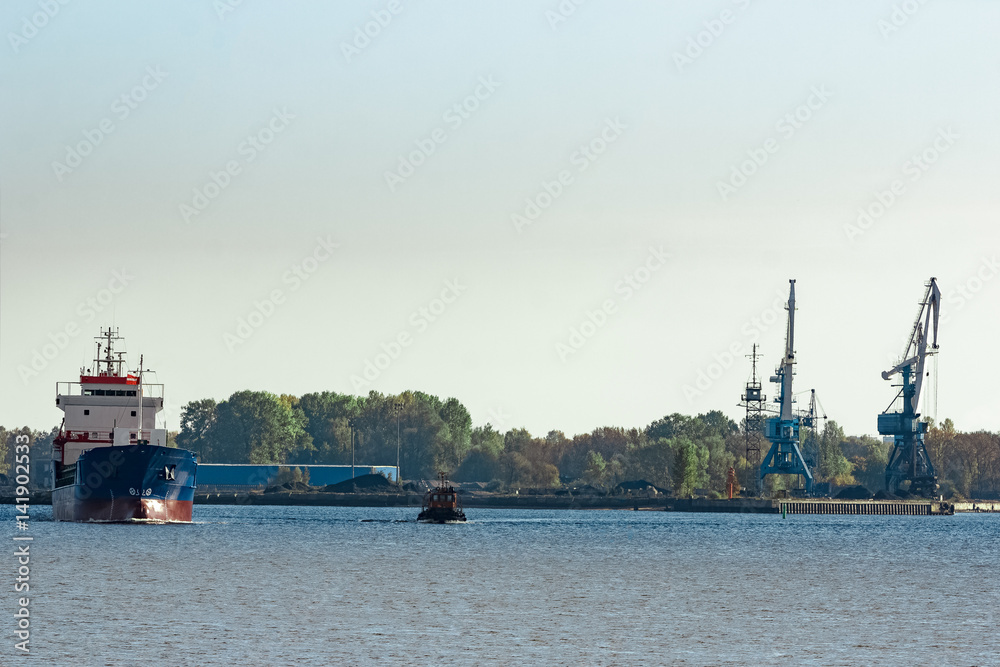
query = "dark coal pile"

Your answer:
(321, 474), (395, 493)
(835, 485), (873, 500)
(614, 480), (668, 495)
(263, 481), (313, 493)
(402, 481), (426, 493)
(873, 490), (899, 500)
